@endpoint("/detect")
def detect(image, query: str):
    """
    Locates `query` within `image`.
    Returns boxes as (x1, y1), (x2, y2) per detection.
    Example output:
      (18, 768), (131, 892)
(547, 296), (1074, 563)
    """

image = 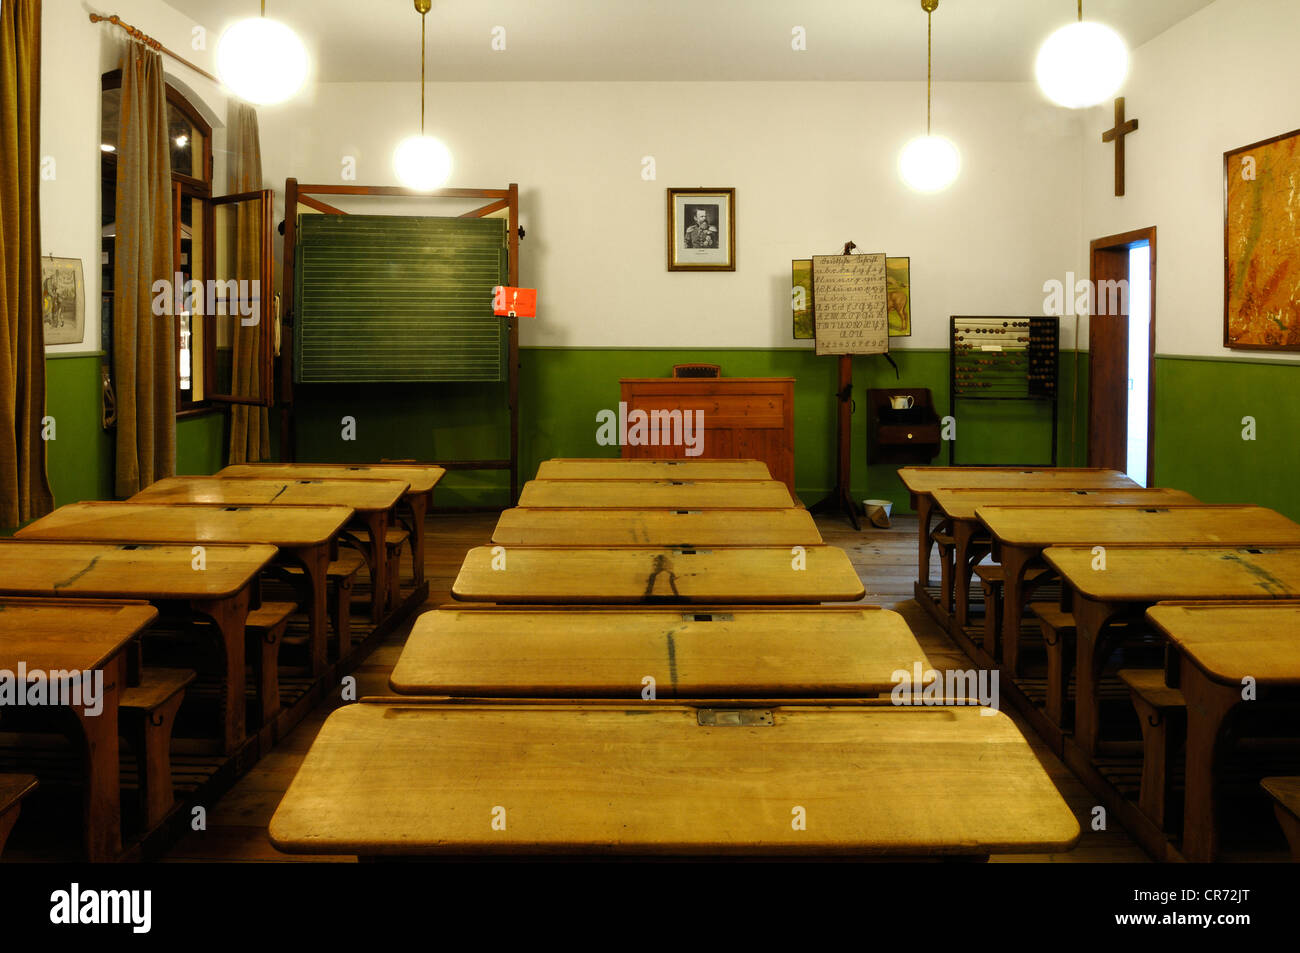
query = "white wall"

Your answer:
(1080, 0), (1300, 360)
(260, 80), (1088, 350)
(40, 0), (230, 355)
